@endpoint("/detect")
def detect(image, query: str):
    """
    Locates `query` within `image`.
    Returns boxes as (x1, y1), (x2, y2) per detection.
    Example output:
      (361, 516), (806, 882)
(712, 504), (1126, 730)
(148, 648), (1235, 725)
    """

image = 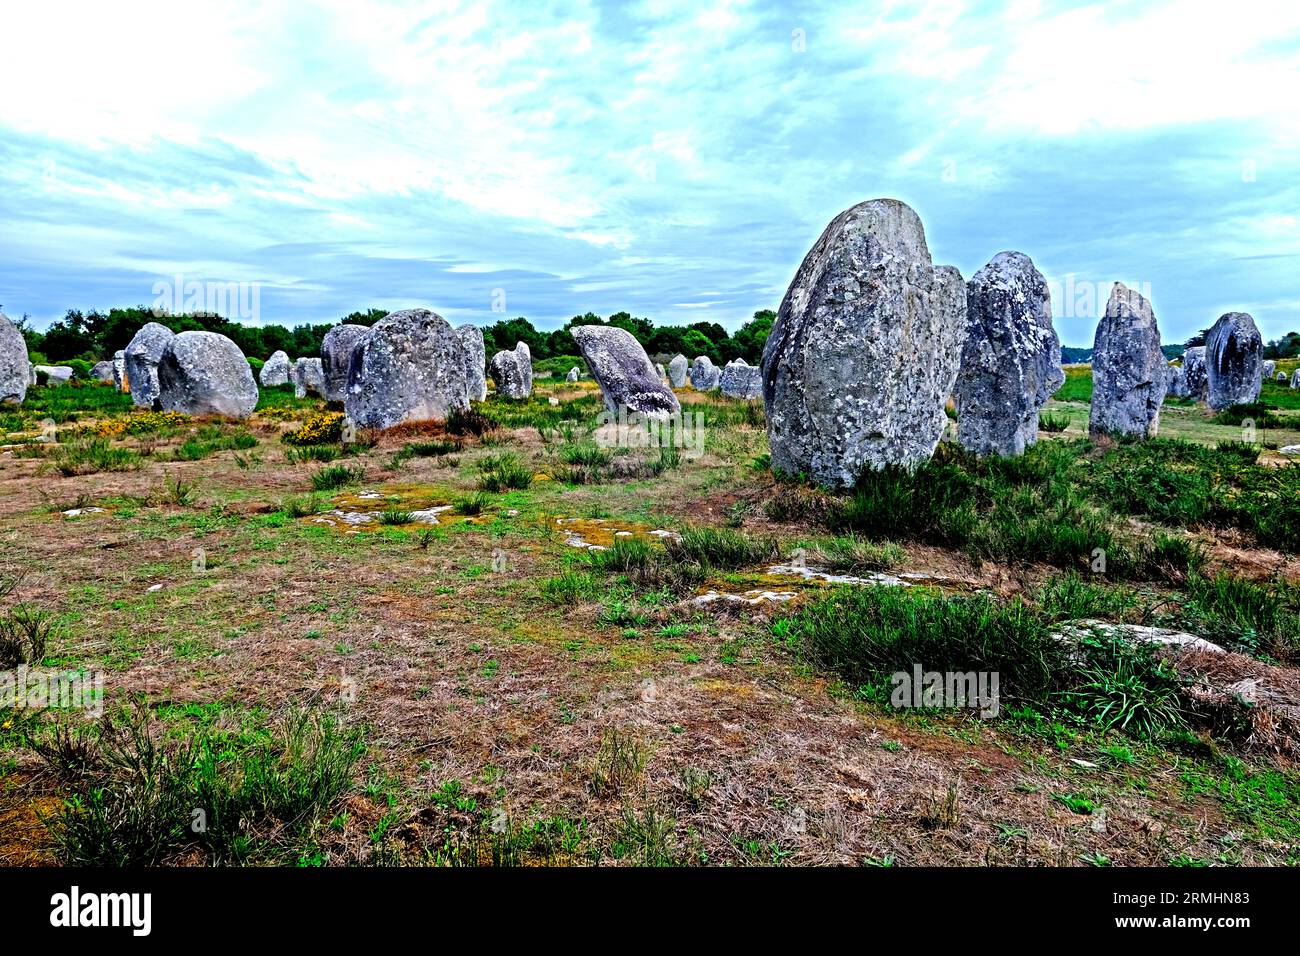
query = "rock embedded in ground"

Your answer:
(570, 325), (681, 417)
(1088, 282), (1168, 439)
(344, 308), (470, 428)
(456, 324), (488, 402)
(1181, 345), (1208, 400)
(259, 350), (291, 387)
(0, 313), (30, 404)
(761, 198), (968, 487)
(124, 321), (175, 408)
(489, 342), (533, 399)
(157, 331), (259, 418)
(292, 357), (327, 398)
(566, 366), (580, 383)
(1205, 311), (1263, 410)
(320, 324), (372, 403)
(720, 358), (763, 399)
(90, 360), (115, 382)
(689, 355), (720, 391)
(954, 251), (1064, 456)
(34, 365), (74, 385)
(667, 354), (688, 388)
